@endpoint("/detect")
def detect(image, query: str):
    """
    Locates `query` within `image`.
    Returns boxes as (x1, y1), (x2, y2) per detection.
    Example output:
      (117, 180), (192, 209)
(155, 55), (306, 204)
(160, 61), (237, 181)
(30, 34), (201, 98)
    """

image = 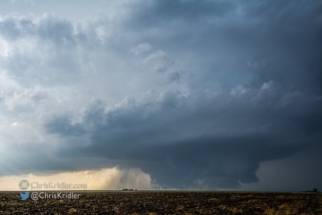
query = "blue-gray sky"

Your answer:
(0, 0), (321, 191)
